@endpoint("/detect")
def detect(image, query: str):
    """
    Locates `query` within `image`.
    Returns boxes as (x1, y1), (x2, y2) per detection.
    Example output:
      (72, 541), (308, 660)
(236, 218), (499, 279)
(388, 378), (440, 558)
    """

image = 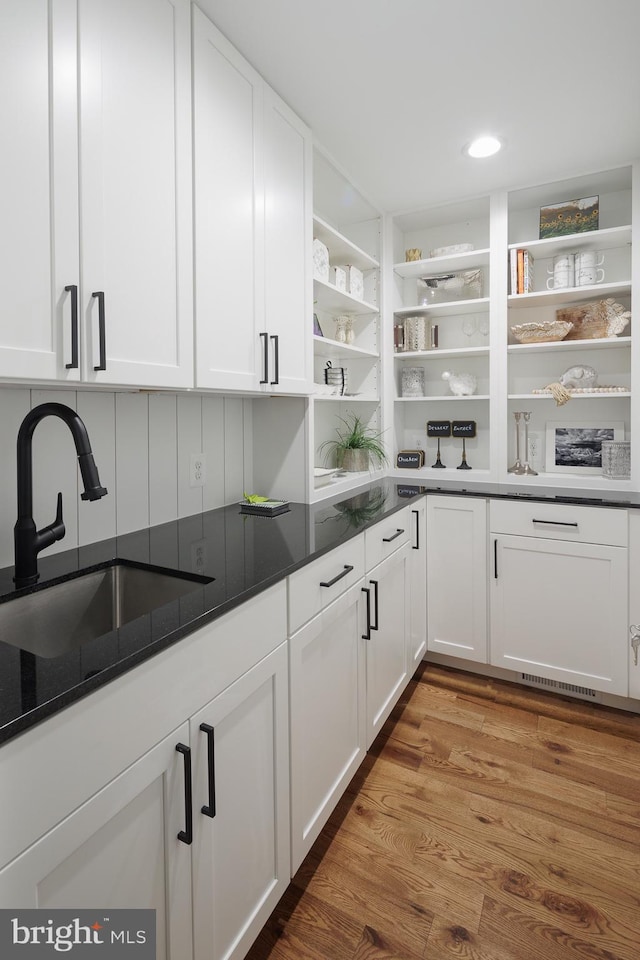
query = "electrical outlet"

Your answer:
(190, 453), (206, 488)
(191, 538), (207, 574)
(415, 437), (423, 449)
